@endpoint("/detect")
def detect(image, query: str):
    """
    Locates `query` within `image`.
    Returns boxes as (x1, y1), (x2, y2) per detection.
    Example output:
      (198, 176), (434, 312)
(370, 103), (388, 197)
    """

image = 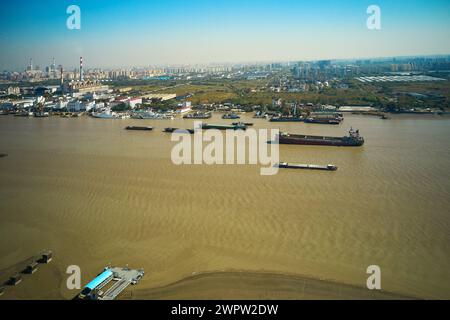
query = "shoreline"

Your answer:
(130, 270), (418, 300)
